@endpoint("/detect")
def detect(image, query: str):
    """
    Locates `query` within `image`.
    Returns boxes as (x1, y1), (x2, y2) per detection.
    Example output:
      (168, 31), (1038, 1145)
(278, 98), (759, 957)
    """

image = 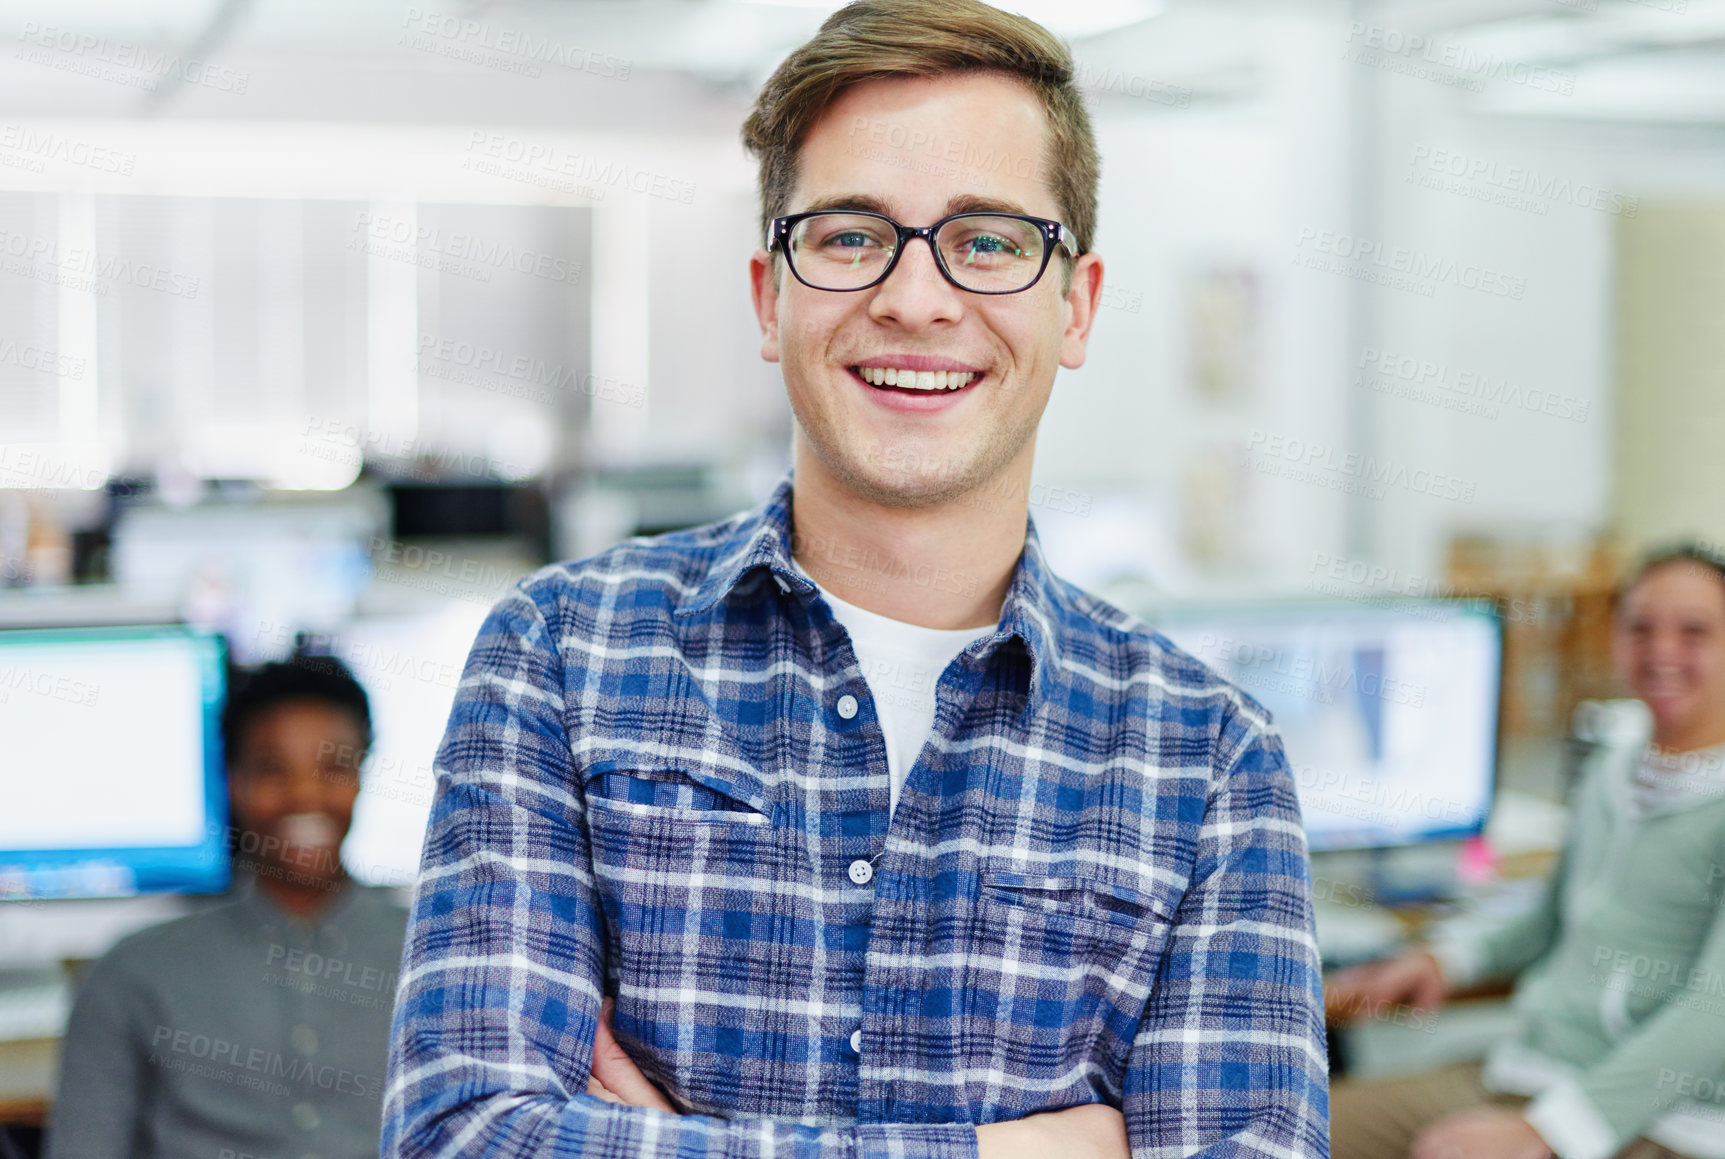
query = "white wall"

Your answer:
(1035, 9), (1356, 596)
(1036, 4), (1725, 600)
